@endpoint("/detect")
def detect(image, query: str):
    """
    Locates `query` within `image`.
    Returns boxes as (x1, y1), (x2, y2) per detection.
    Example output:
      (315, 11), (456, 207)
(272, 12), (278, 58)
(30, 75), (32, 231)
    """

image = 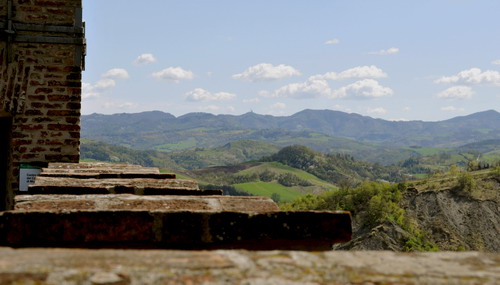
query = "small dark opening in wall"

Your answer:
(0, 116), (12, 211)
